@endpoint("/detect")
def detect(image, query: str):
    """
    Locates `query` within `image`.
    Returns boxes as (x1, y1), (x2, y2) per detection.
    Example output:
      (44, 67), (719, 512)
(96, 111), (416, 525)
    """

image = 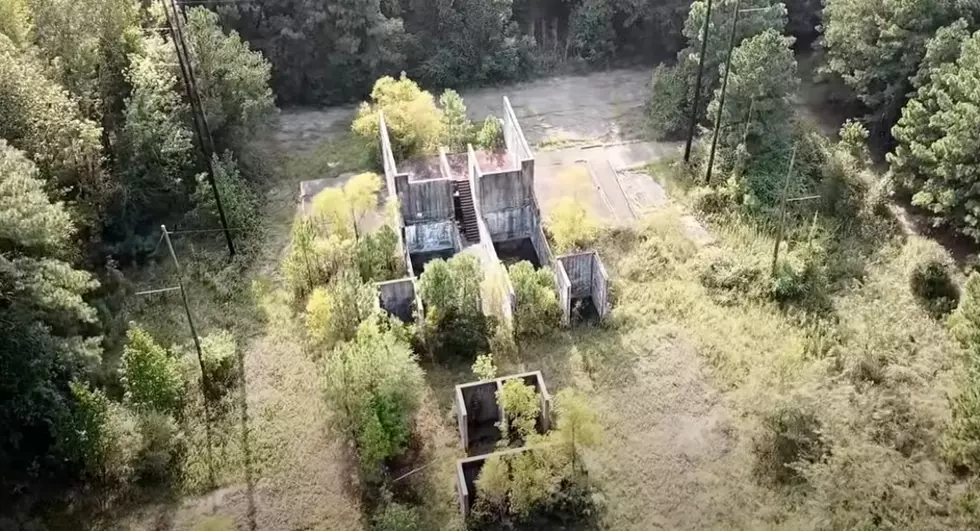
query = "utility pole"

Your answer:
(684, 0), (714, 163)
(160, 224), (216, 487)
(704, 0), (742, 184)
(769, 148), (821, 276)
(161, 0), (236, 258)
